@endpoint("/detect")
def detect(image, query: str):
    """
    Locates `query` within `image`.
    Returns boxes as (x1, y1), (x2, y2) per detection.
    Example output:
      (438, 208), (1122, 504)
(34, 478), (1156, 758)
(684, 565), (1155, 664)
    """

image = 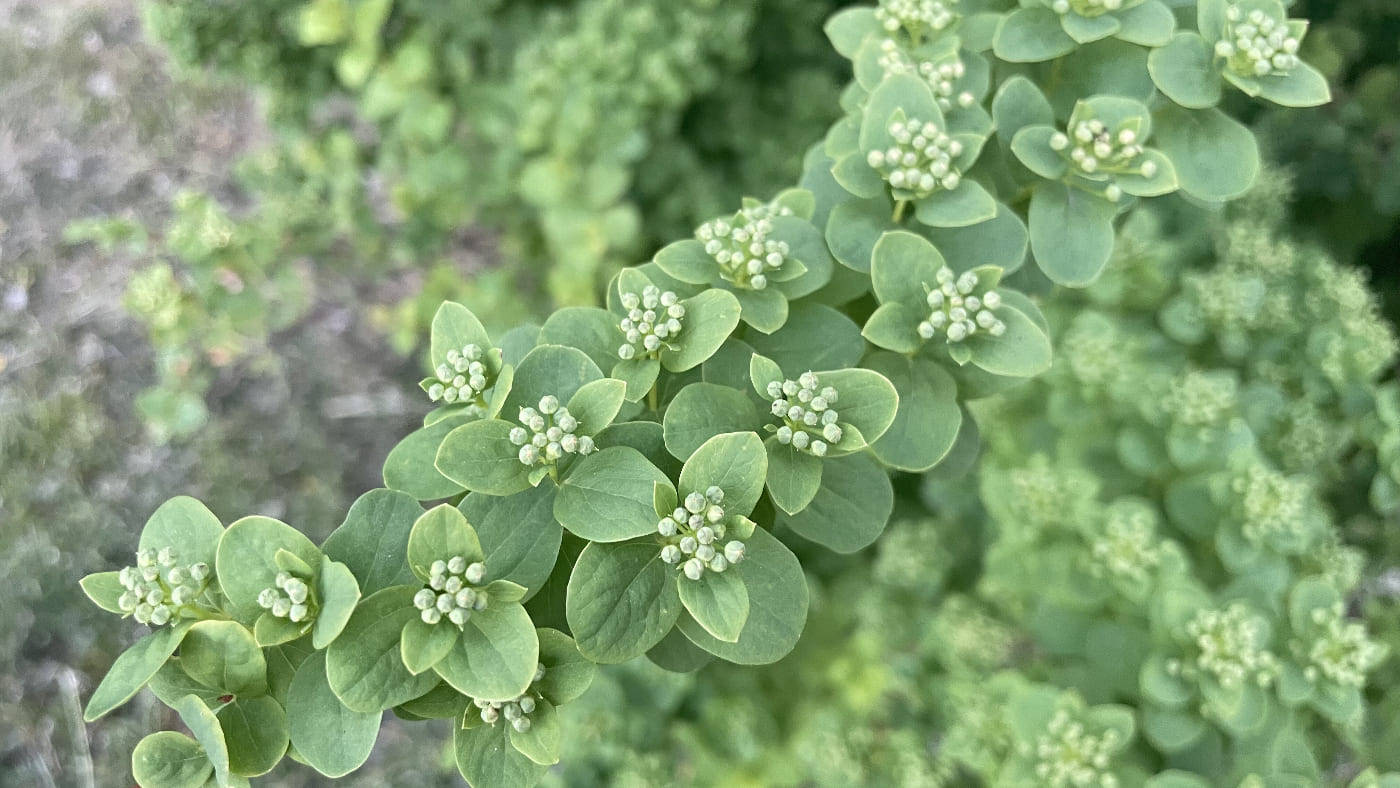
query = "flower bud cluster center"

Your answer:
(428, 343), (491, 405)
(867, 117), (963, 198)
(1027, 709), (1121, 788)
(875, 0), (958, 36)
(509, 395), (596, 467)
(258, 570), (316, 624)
(618, 285), (685, 360)
(414, 555), (488, 629)
(920, 266), (1004, 343)
(1216, 5), (1302, 77)
(876, 40), (975, 112)
(118, 547), (211, 627)
(696, 204), (793, 290)
(767, 371), (842, 457)
(658, 486), (746, 579)
(1051, 118), (1152, 200)
(474, 662), (547, 732)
